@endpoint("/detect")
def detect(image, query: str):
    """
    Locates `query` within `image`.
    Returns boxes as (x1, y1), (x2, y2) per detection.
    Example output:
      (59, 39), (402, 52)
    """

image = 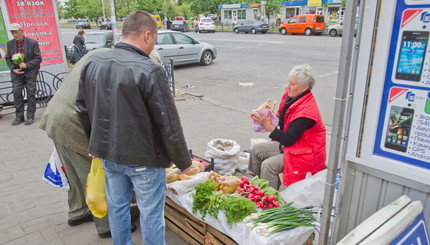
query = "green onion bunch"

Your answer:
(244, 202), (318, 237)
